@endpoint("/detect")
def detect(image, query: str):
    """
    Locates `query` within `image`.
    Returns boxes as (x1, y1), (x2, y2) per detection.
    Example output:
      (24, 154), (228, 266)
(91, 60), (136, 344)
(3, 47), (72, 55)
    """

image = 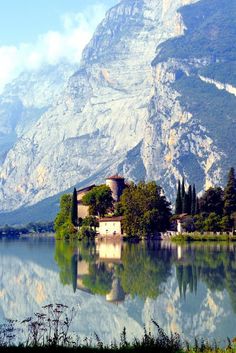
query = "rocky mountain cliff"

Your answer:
(0, 0), (235, 220)
(0, 62), (75, 165)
